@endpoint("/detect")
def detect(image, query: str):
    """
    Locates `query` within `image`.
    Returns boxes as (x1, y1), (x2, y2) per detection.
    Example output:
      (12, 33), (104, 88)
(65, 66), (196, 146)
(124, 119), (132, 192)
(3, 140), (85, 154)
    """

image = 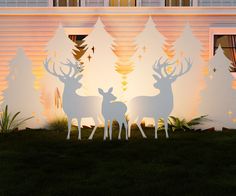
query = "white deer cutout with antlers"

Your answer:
(128, 58), (192, 139)
(91, 87), (128, 140)
(44, 58), (102, 140)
